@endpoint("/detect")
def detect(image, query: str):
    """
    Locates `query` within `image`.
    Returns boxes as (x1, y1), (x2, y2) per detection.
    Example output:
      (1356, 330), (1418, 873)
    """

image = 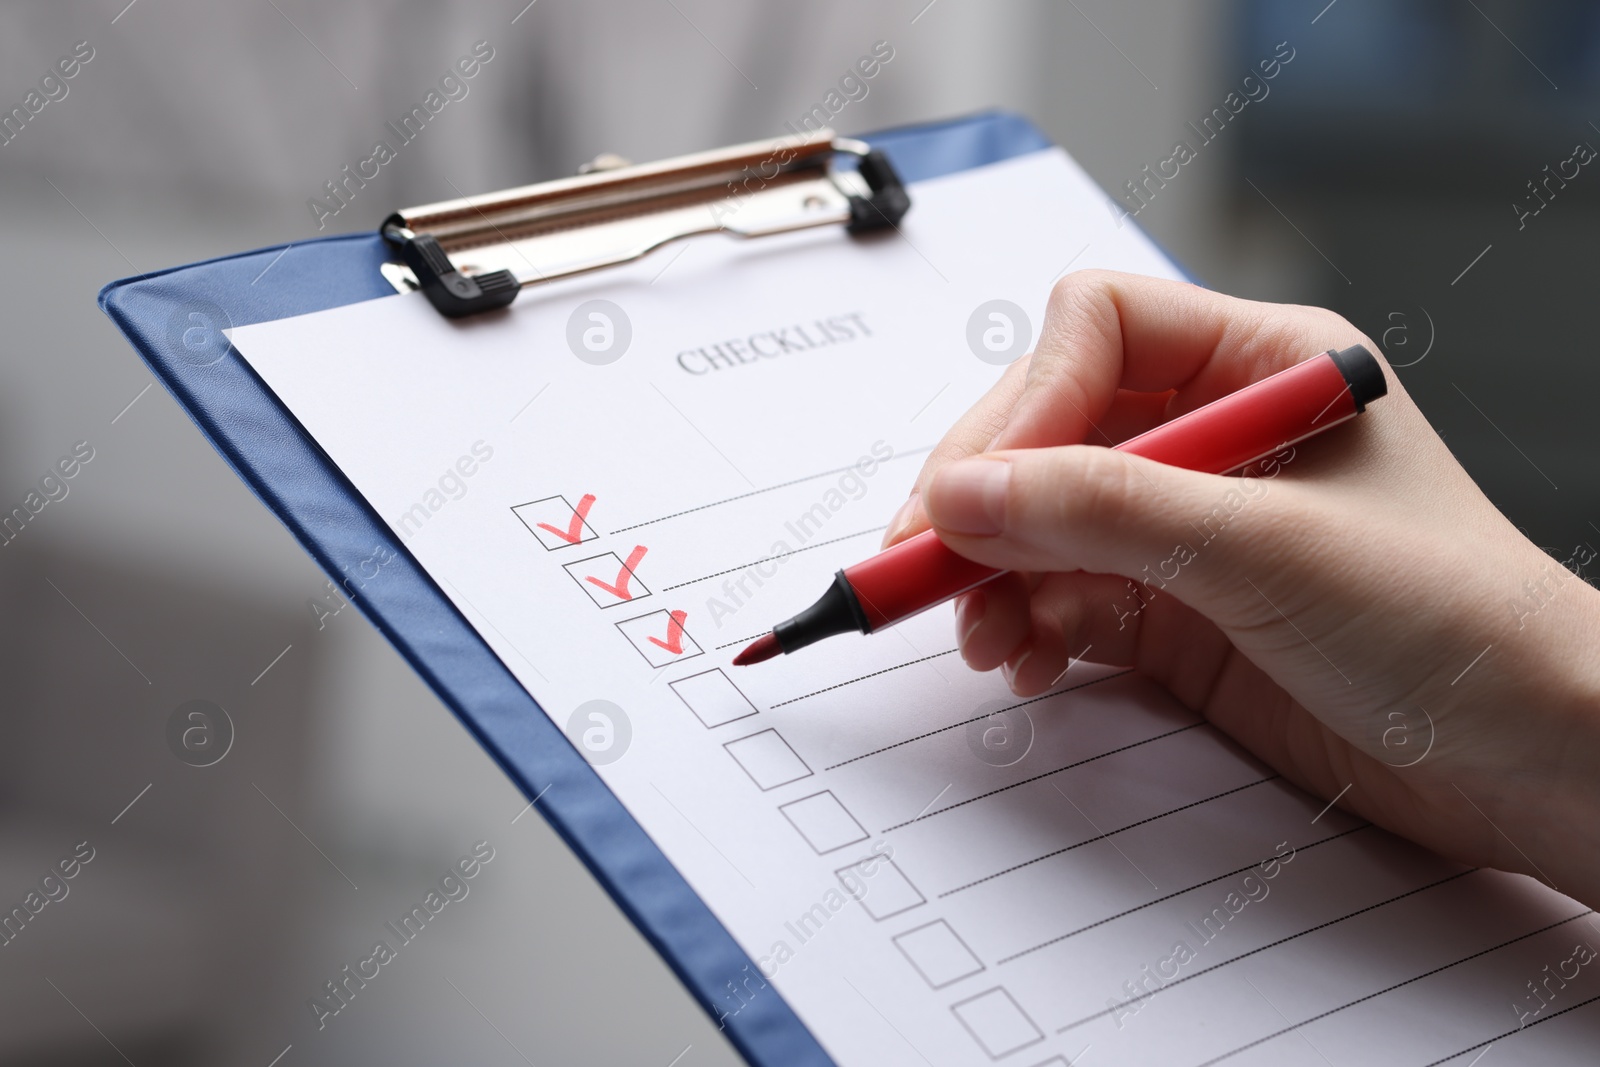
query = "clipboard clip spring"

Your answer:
(380, 130), (910, 319)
